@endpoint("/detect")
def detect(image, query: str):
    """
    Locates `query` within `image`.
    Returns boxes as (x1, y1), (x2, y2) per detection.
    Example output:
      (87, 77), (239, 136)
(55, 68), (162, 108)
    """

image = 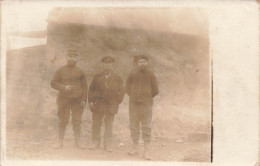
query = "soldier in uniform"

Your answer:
(51, 50), (88, 149)
(125, 54), (159, 160)
(88, 56), (125, 152)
